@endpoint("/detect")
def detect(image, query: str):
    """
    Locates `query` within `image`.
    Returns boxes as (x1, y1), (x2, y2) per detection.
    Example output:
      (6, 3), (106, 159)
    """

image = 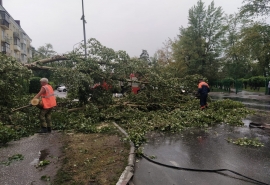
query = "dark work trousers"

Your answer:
(40, 108), (53, 127)
(200, 94), (208, 107)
